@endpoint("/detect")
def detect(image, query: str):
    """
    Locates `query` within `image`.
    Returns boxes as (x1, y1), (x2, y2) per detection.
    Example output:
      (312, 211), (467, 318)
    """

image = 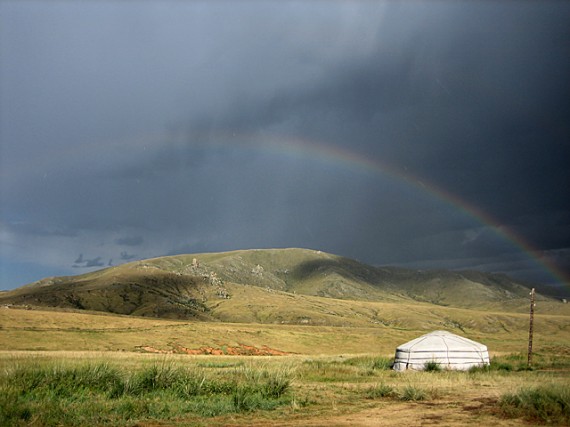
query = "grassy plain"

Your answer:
(2, 301), (569, 355)
(1, 306), (570, 426)
(1, 351), (569, 426)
